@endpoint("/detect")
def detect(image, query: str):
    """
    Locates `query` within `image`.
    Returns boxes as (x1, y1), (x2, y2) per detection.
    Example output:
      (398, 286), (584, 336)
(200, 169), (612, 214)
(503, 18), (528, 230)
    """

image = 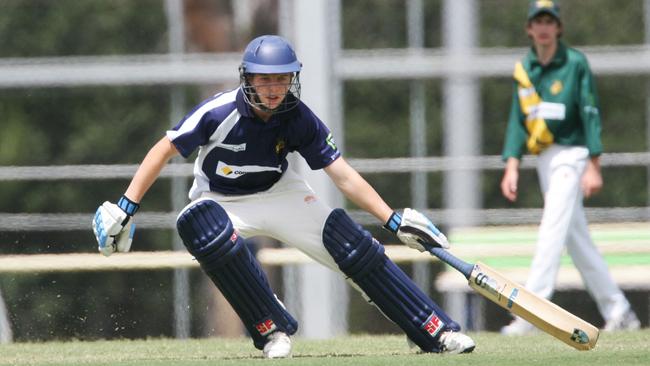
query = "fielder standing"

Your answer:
(500, 0), (640, 334)
(92, 35), (475, 358)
